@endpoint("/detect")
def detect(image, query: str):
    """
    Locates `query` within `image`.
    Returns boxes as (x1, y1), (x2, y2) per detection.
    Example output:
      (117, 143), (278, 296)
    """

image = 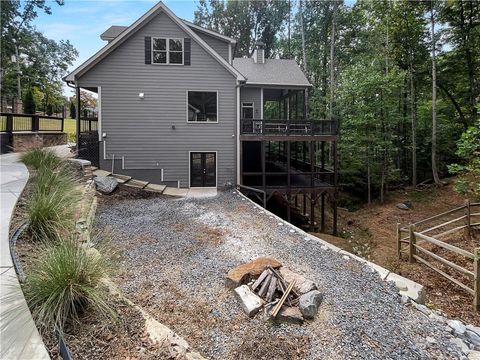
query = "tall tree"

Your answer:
(430, 0), (441, 185)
